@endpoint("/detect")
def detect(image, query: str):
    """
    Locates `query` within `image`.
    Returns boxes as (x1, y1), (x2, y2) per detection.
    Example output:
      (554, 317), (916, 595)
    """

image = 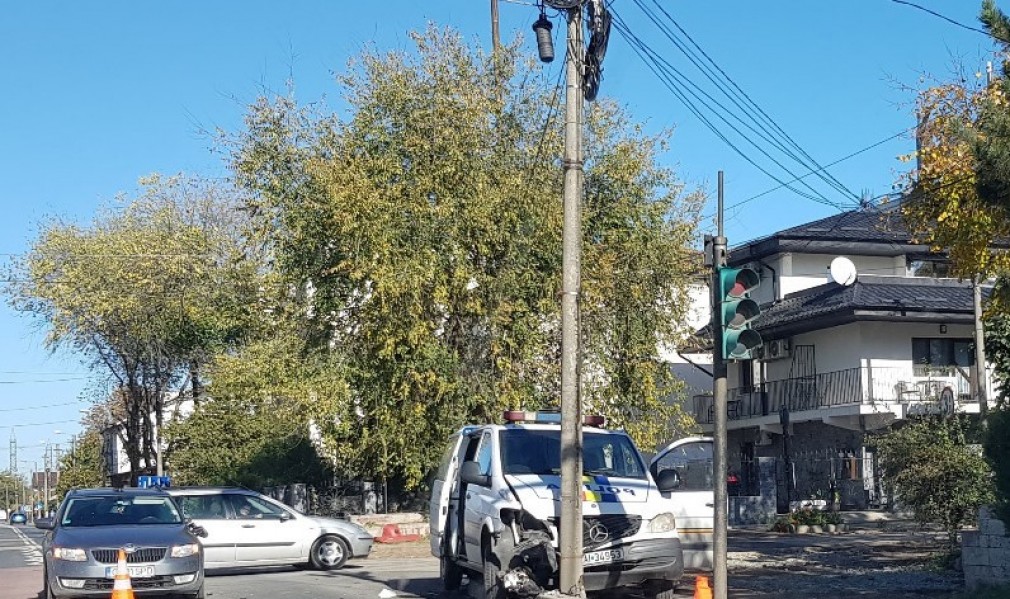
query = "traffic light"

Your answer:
(718, 267), (762, 360)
